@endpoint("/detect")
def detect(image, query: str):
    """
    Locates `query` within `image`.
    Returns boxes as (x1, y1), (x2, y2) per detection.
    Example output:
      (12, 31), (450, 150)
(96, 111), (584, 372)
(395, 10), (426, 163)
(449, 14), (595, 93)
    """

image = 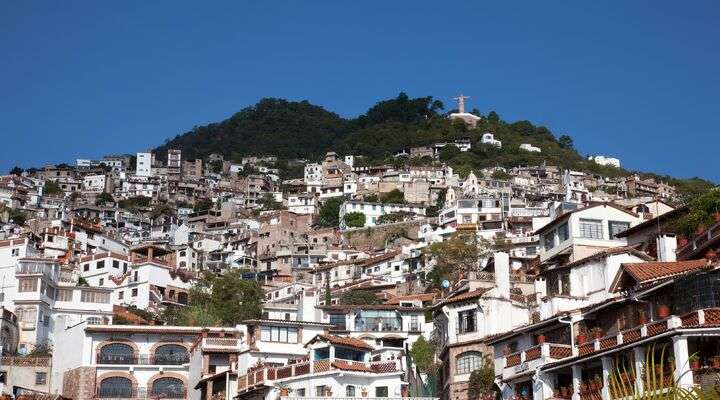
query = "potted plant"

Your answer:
(638, 309), (647, 325)
(325, 387), (332, 397)
(361, 387), (369, 398)
(690, 354), (700, 370)
(537, 333), (546, 344)
(276, 383), (291, 397)
(657, 303), (671, 318)
(678, 235), (689, 247)
(591, 327), (604, 339)
(576, 327), (588, 345)
(713, 356), (720, 369)
(560, 387), (569, 398)
(706, 249), (717, 260)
